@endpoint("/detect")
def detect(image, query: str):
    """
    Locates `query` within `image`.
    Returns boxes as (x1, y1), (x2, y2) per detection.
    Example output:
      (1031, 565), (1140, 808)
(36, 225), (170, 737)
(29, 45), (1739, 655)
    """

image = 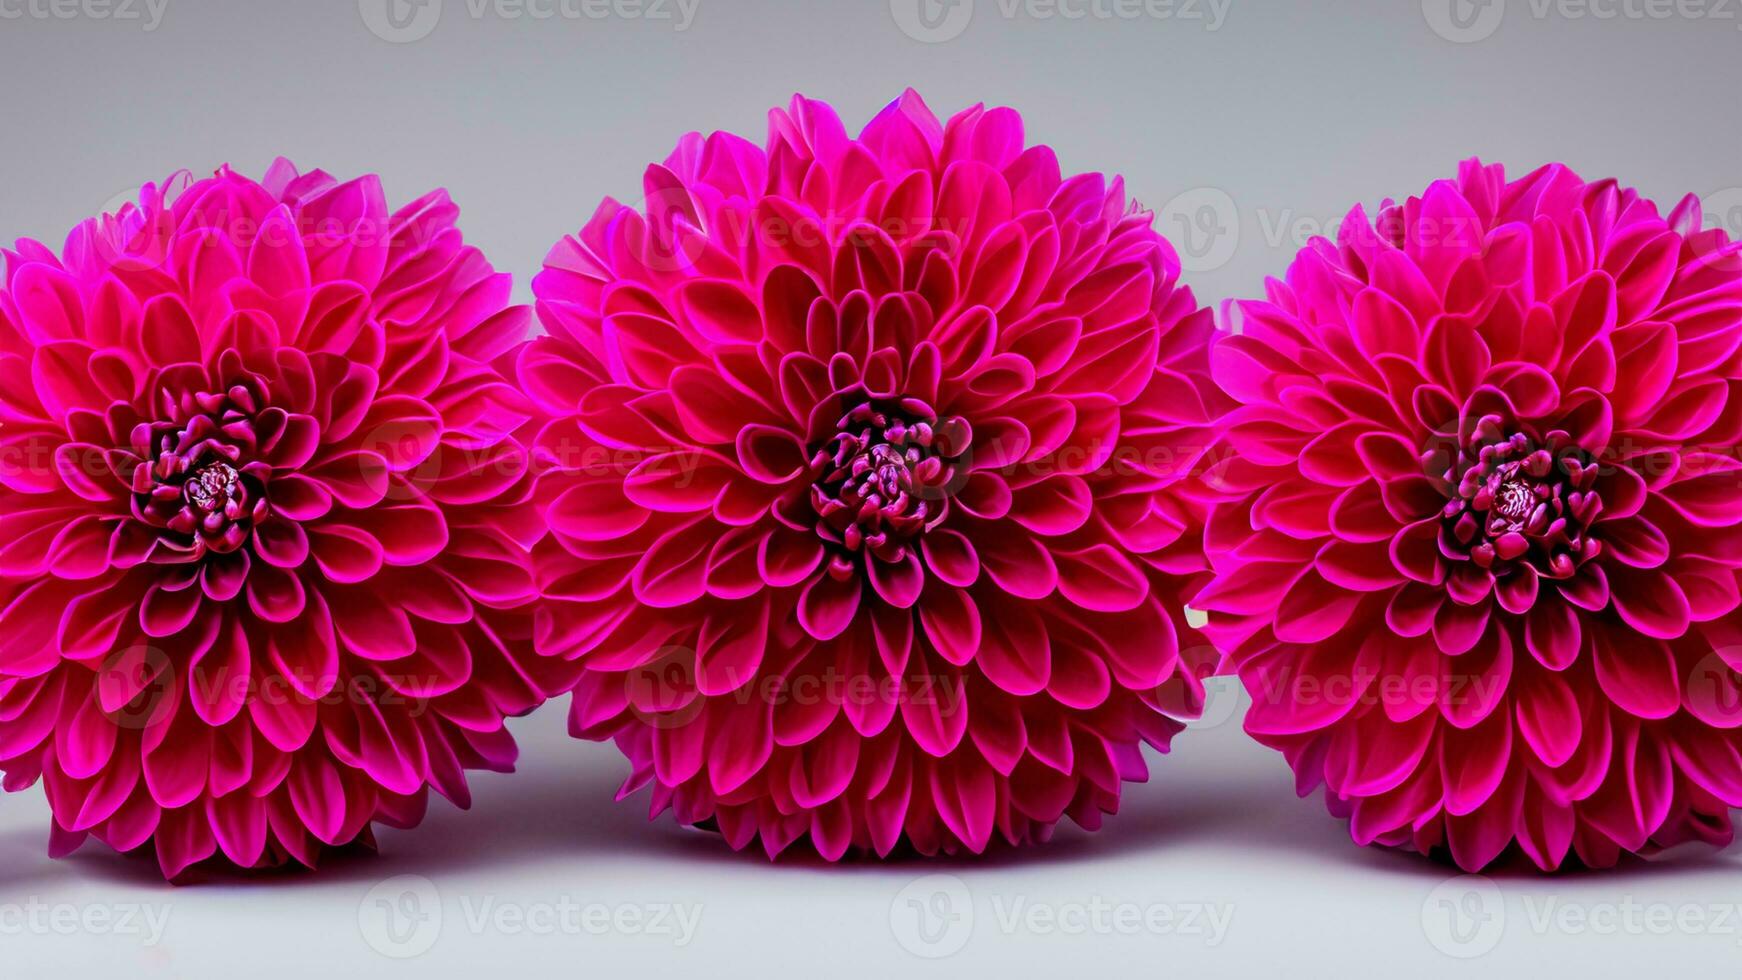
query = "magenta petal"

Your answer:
(1274, 569), (1361, 644)
(1524, 600), (1582, 670)
(139, 581), (202, 637)
(919, 529), (979, 588)
(797, 573), (861, 642)
(245, 562), (307, 623)
(55, 693), (119, 781)
(1607, 566), (1692, 640)
(547, 481), (649, 541)
(252, 520), (310, 569)
(266, 597), (339, 700)
(696, 600), (769, 696)
(332, 598), (416, 661)
(57, 586), (135, 661)
(900, 668), (969, 758)
(1592, 631), (1681, 720)
(706, 699), (774, 797)
(1514, 672), (1581, 769)
(200, 551), (251, 602)
(734, 424), (808, 484)
(917, 587), (981, 666)
(307, 525), (384, 584)
(207, 794), (269, 867)
(1053, 545), (1147, 613)
(867, 552), (925, 608)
